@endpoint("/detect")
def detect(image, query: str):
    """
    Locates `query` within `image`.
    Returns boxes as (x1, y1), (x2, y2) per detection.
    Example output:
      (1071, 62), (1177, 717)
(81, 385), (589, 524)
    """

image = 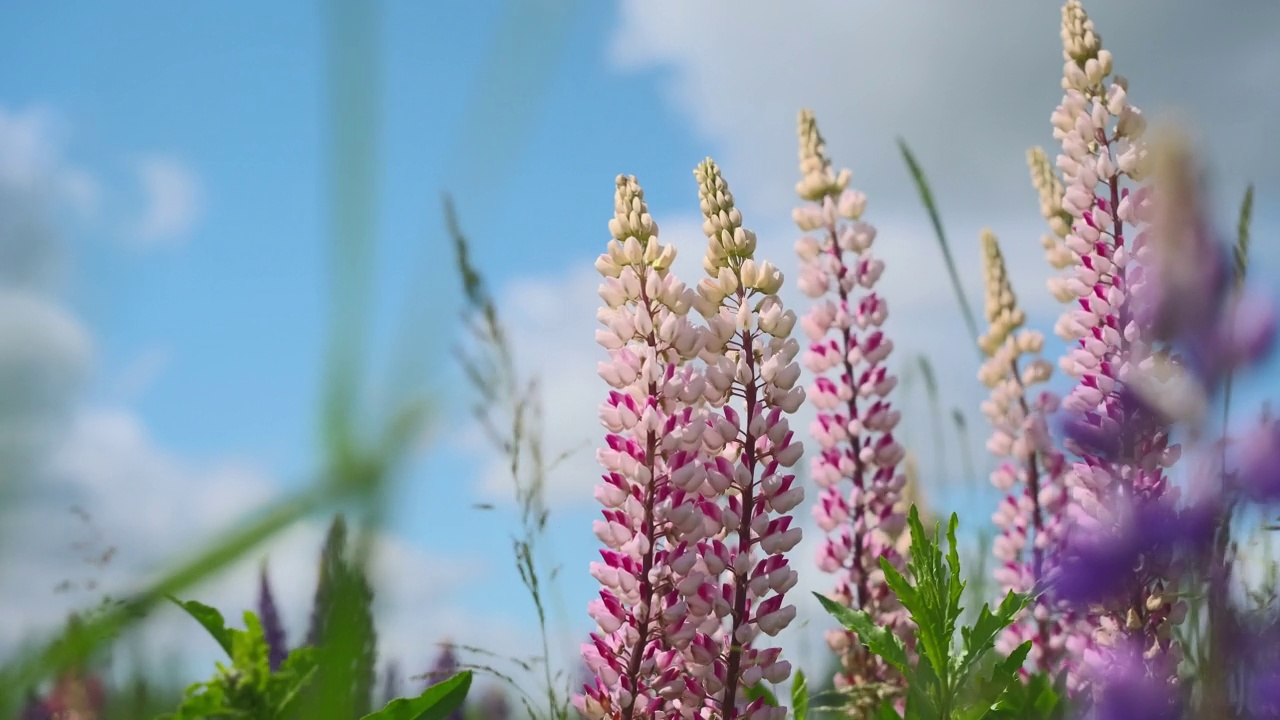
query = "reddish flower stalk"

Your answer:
(792, 109), (908, 707)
